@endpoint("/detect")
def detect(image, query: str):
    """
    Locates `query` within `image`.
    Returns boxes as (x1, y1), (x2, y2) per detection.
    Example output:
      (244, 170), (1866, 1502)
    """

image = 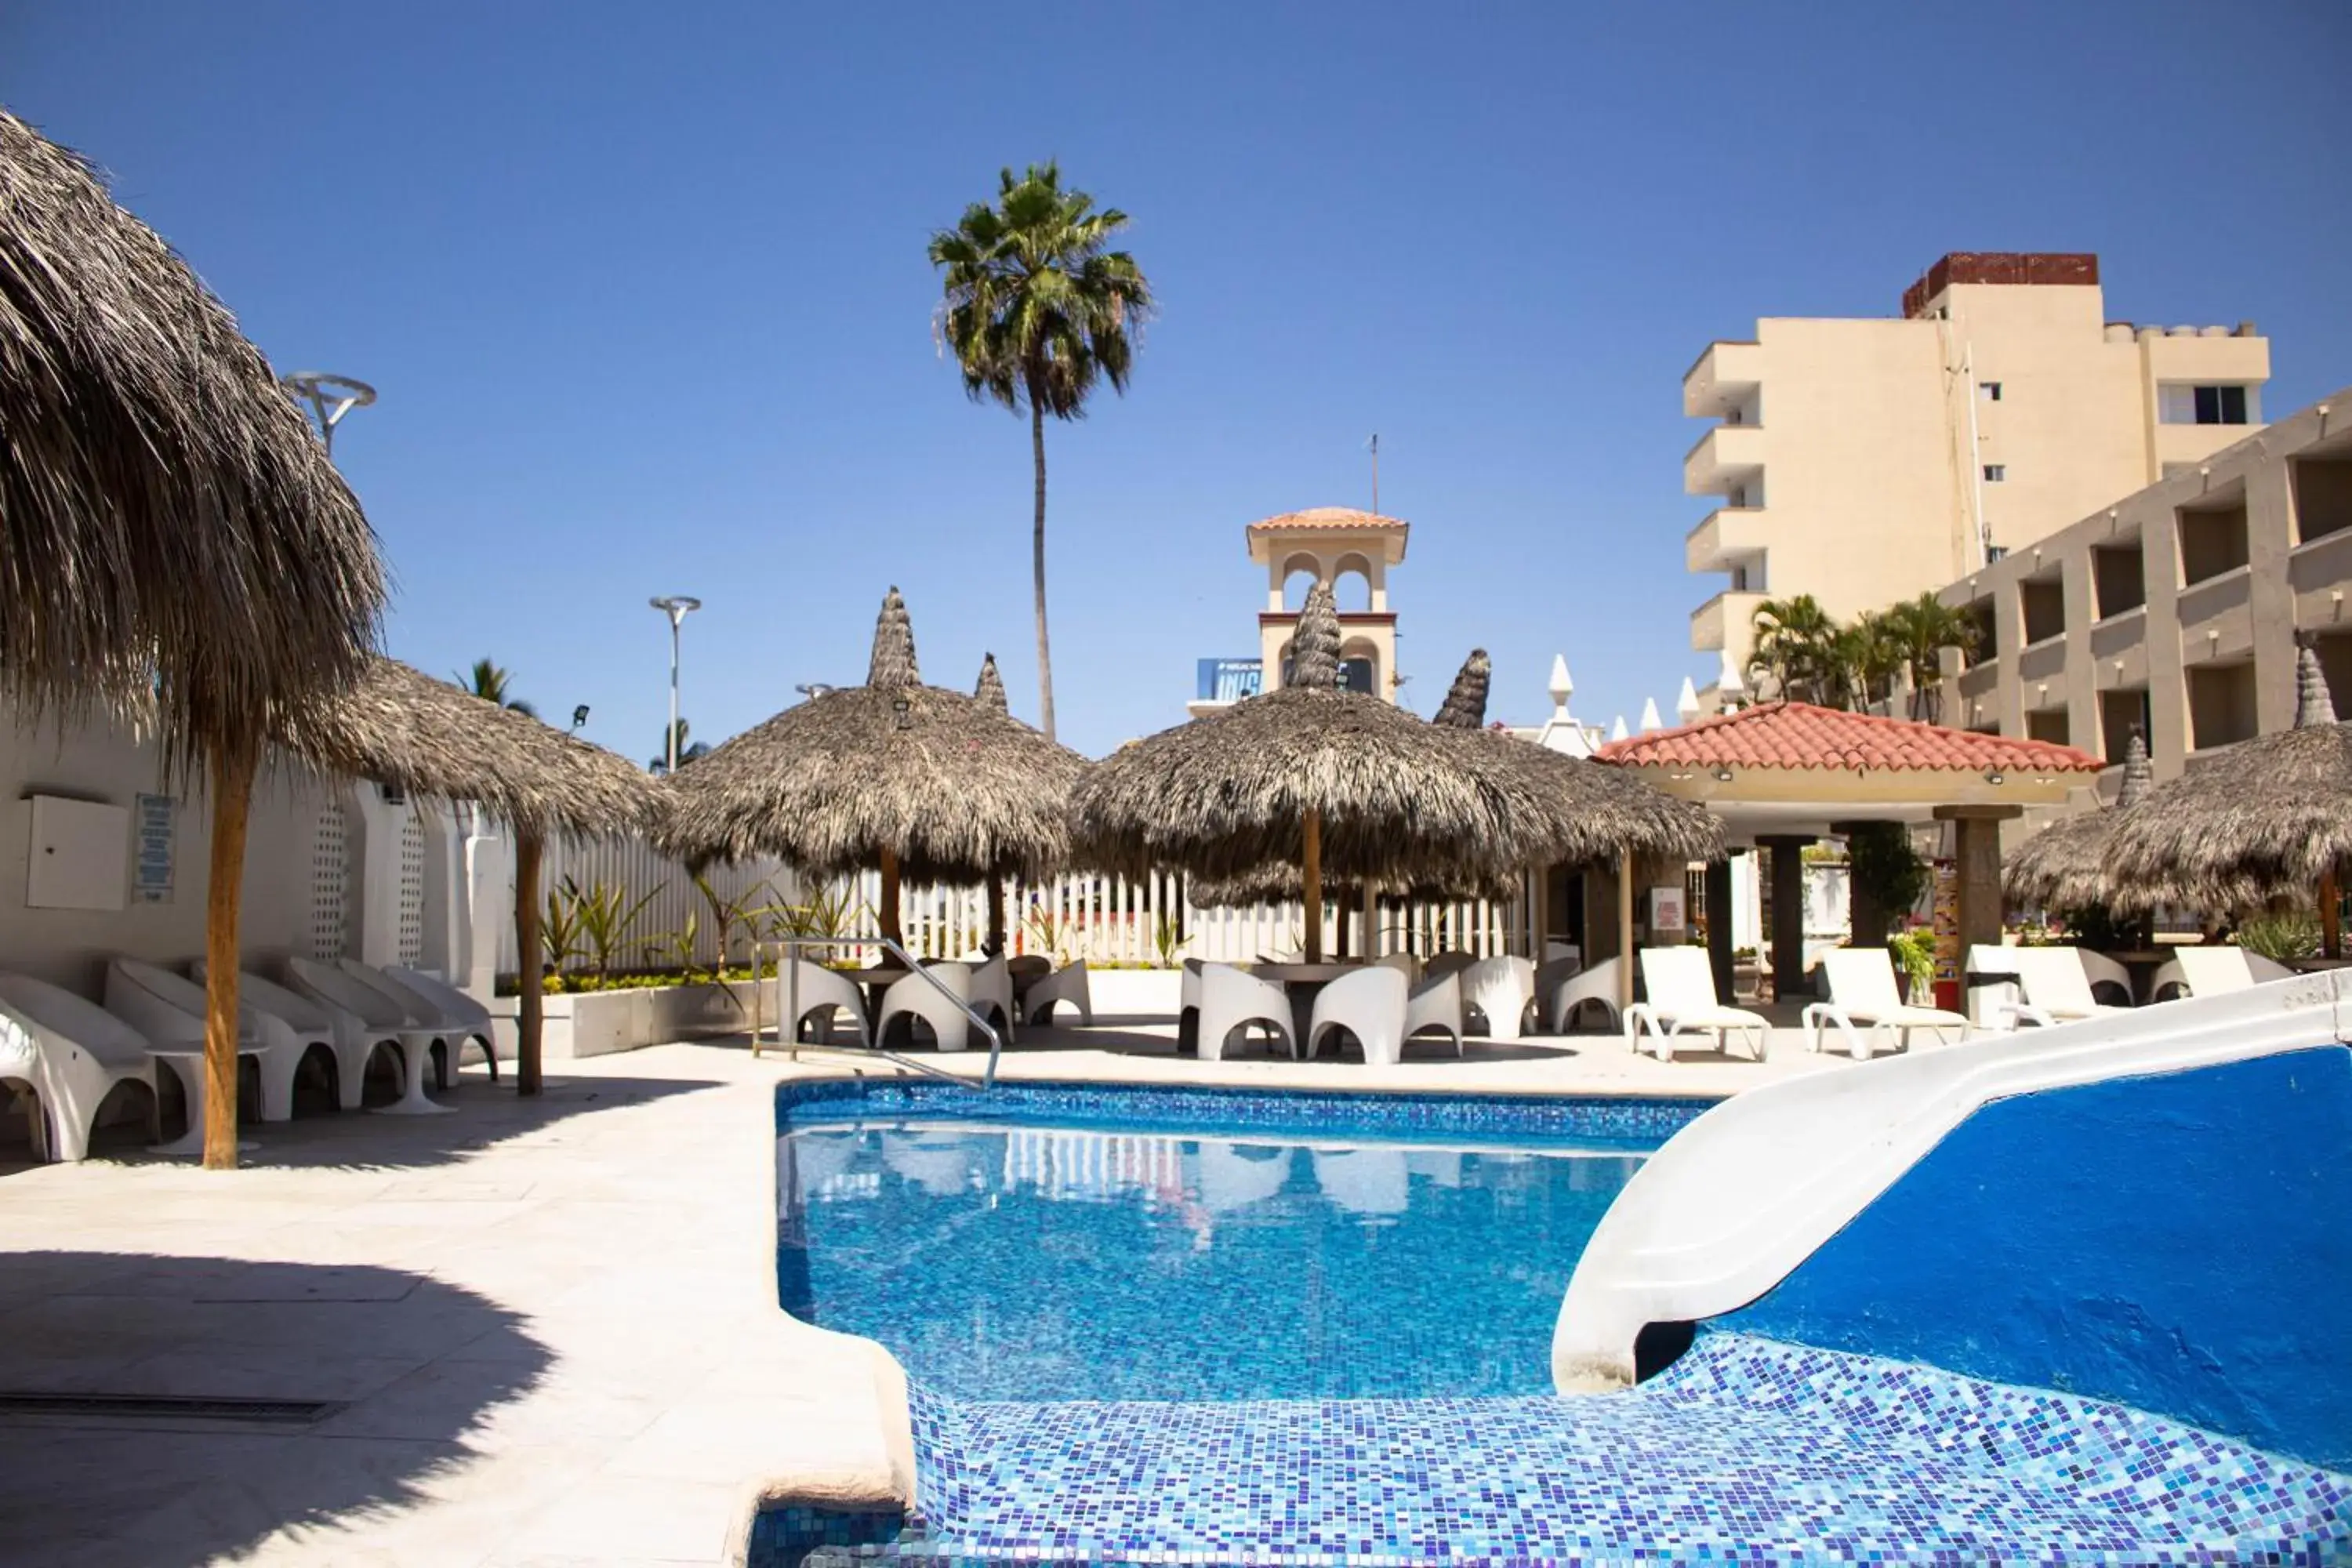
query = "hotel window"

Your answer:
(2159, 384), (2252, 426)
(1983, 464), (2006, 483)
(1979, 382), (2002, 401)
